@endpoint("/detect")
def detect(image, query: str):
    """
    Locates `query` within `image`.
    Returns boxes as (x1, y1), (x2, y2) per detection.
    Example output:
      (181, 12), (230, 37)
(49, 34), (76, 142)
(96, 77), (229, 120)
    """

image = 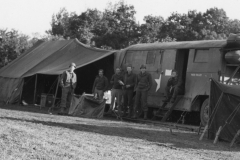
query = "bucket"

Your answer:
(40, 94), (47, 108)
(40, 94), (54, 108)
